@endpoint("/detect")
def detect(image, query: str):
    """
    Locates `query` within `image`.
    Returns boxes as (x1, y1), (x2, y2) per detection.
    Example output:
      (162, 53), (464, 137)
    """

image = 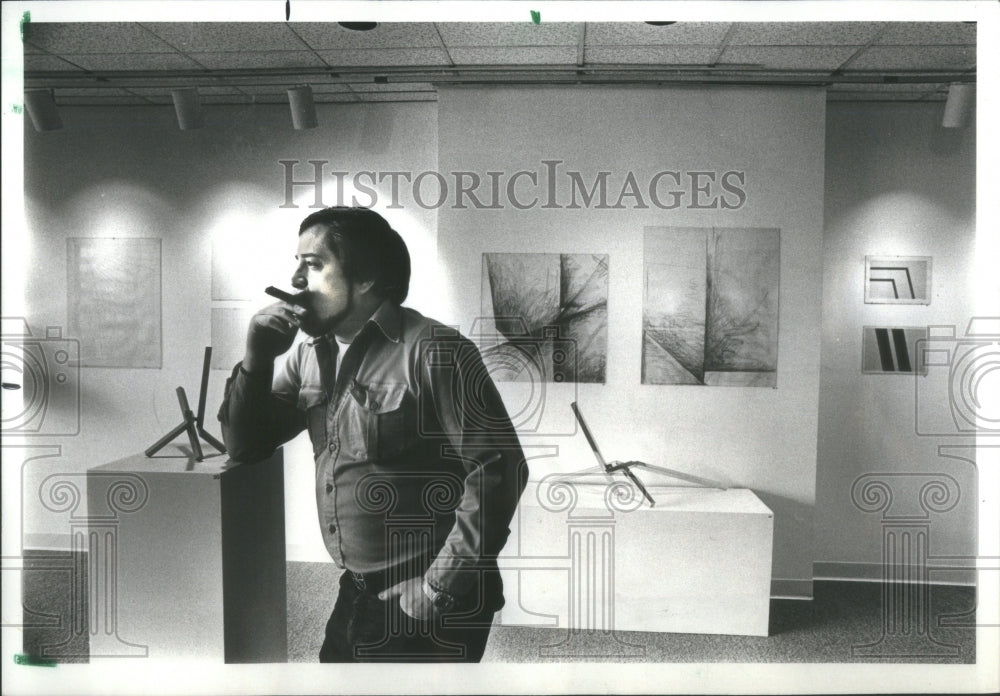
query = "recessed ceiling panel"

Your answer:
(586, 46), (721, 65)
(290, 22), (442, 49)
(450, 47), (578, 65)
(26, 23), (177, 54)
(585, 22), (731, 46)
(728, 22), (884, 46)
(57, 53), (205, 72)
(437, 22), (580, 47)
(848, 45), (975, 70)
(719, 46), (859, 71)
(188, 51), (328, 70)
(24, 54), (88, 72)
(143, 22), (307, 53)
(877, 22), (976, 45)
(316, 48), (450, 67)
